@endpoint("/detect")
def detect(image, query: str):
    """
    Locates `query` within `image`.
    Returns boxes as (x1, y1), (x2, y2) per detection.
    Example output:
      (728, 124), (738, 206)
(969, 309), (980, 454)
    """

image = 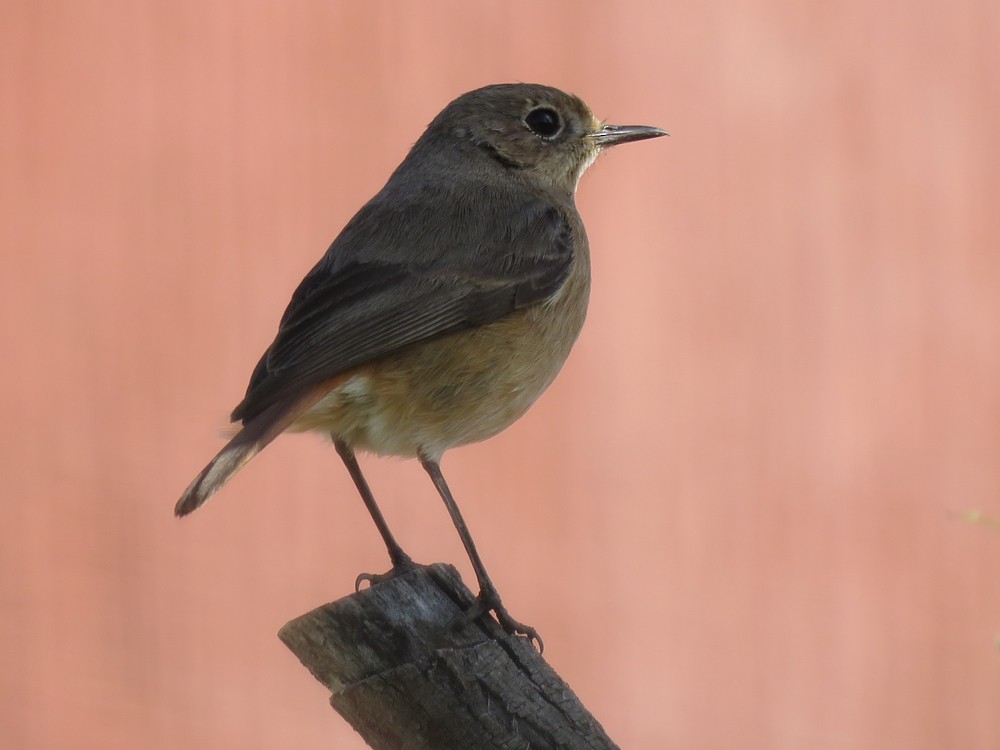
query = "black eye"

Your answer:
(524, 107), (562, 138)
